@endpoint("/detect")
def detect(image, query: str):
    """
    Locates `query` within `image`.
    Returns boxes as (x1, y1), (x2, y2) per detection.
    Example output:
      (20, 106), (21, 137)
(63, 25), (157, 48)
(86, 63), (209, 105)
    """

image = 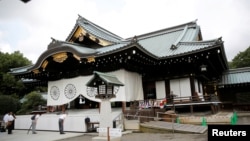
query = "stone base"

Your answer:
(124, 119), (139, 130)
(92, 136), (121, 141)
